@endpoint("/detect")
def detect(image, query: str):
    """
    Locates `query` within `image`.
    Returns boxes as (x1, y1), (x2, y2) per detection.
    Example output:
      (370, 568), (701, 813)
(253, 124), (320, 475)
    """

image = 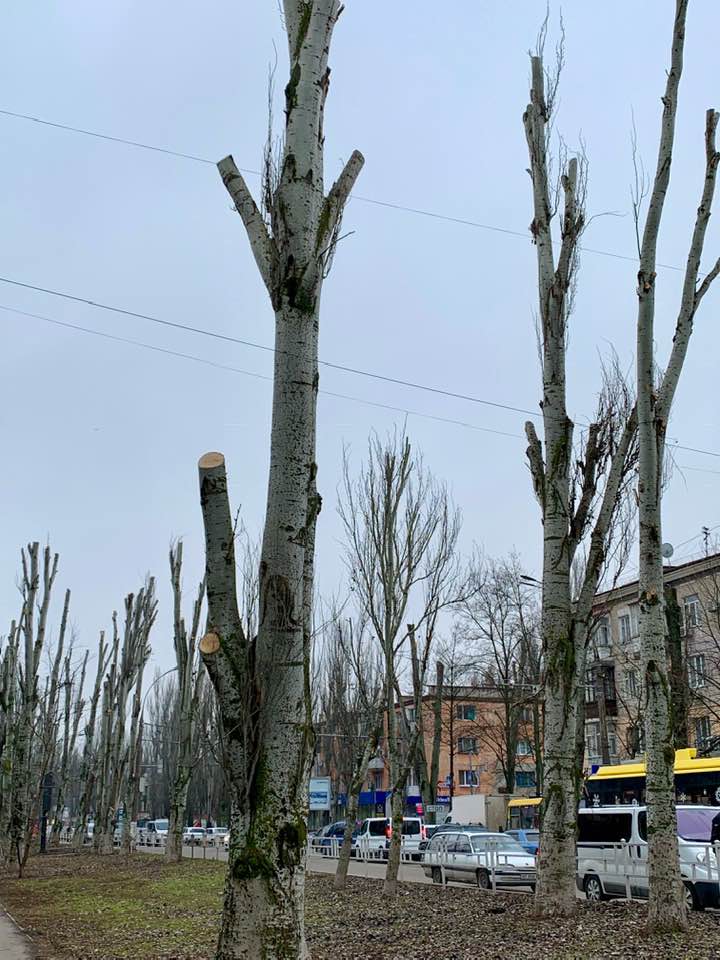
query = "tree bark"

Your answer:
(665, 587), (689, 750)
